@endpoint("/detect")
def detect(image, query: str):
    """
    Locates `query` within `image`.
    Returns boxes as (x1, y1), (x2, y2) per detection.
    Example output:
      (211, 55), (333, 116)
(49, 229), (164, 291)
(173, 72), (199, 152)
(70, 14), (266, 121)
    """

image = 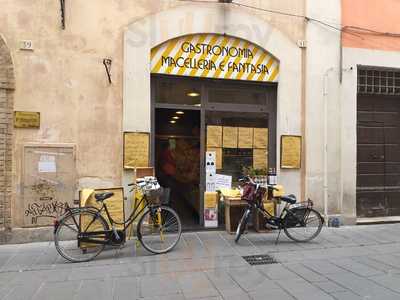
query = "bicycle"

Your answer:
(235, 176), (324, 244)
(54, 177), (182, 262)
